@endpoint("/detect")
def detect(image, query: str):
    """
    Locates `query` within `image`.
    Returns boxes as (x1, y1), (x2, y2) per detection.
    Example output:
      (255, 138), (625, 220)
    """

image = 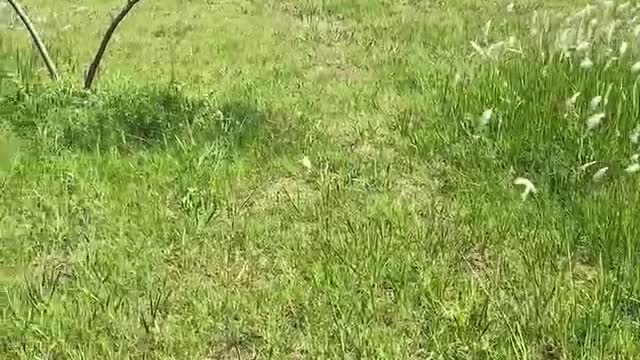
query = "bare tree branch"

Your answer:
(5, 0), (59, 81)
(84, 0), (143, 90)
